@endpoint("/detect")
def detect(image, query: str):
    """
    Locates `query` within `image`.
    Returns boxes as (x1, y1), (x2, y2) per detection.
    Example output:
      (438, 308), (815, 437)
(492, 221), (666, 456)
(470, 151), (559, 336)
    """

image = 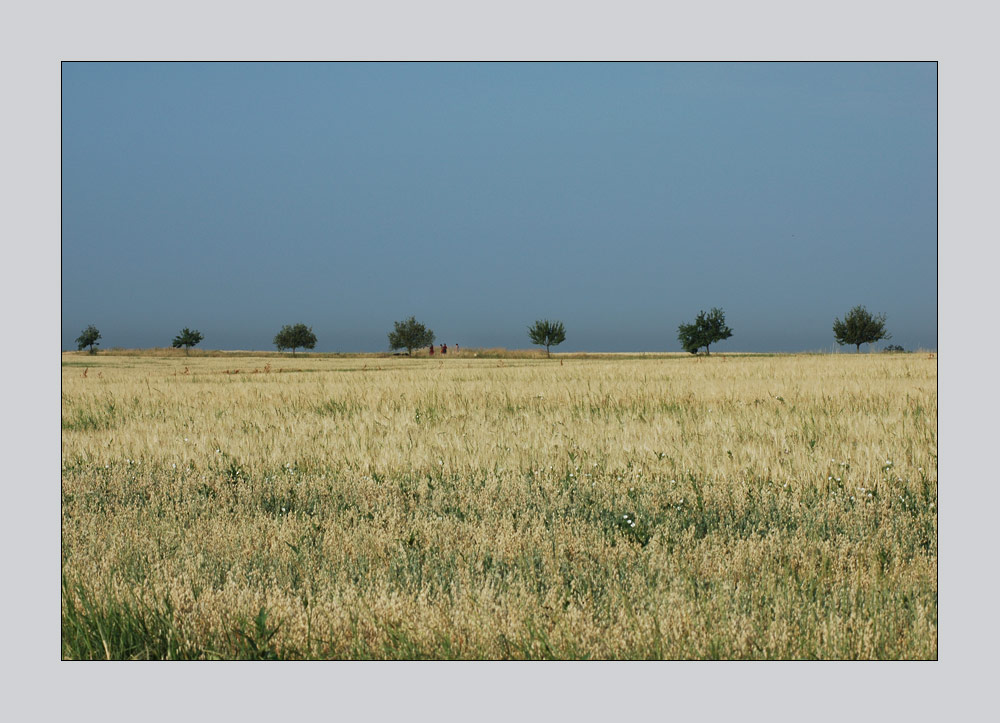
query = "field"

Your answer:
(61, 351), (937, 659)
